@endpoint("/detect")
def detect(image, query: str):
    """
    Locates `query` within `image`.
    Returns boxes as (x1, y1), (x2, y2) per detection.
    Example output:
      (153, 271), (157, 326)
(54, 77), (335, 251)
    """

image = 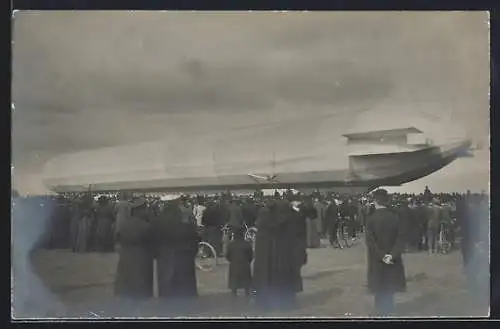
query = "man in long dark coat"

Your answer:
(114, 198), (154, 300)
(396, 200), (412, 252)
(114, 193), (131, 245)
(252, 200), (276, 308)
(365, 189), (407, 316)
(253, 198), (307, 310)
(225, 227), (253, 297)
(313, 198), (325, 238)
(69, 200), (84, 252)
(325, 199), (339, 247)
(242, 198), (259, 227)
(75, 199), (93, 253)
(405, 200), (422, 252)
(426, 199), (441, 254)
(51, 197), (72, 249)
(228, 199), (244, 231)
(153, 199), (200, 300)
(95, 196), (116, 252)
(301, 197), (320, 248)
(202, 201), (224, 257)
(414, 200), (428, 251)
